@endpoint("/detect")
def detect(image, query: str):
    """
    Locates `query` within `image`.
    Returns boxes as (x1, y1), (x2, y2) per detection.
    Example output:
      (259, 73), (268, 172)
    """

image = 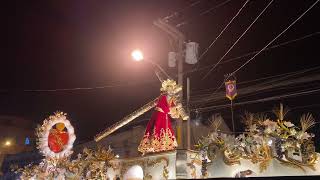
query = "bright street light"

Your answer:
(4, 140), (11, 146)
(131, 49), (144, 61)
(130, 49), (171, 80)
